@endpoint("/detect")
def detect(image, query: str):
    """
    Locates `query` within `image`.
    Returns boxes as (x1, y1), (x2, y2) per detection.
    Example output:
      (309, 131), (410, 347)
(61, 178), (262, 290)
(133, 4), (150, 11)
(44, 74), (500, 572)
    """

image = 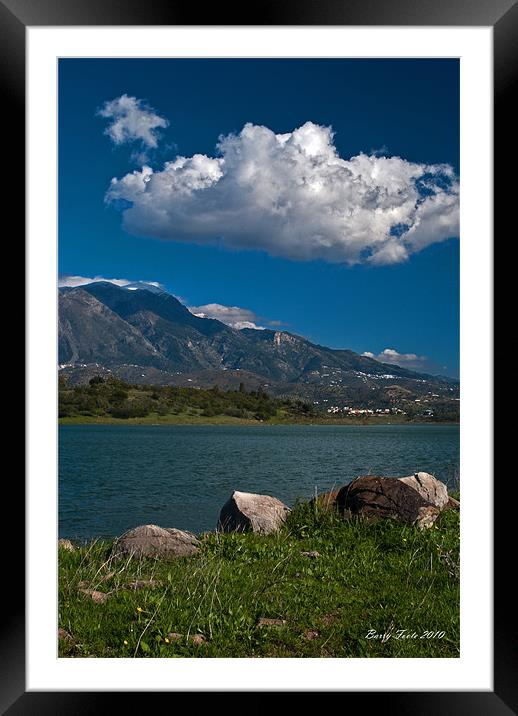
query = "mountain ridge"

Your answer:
(58, 282), (458, 406)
